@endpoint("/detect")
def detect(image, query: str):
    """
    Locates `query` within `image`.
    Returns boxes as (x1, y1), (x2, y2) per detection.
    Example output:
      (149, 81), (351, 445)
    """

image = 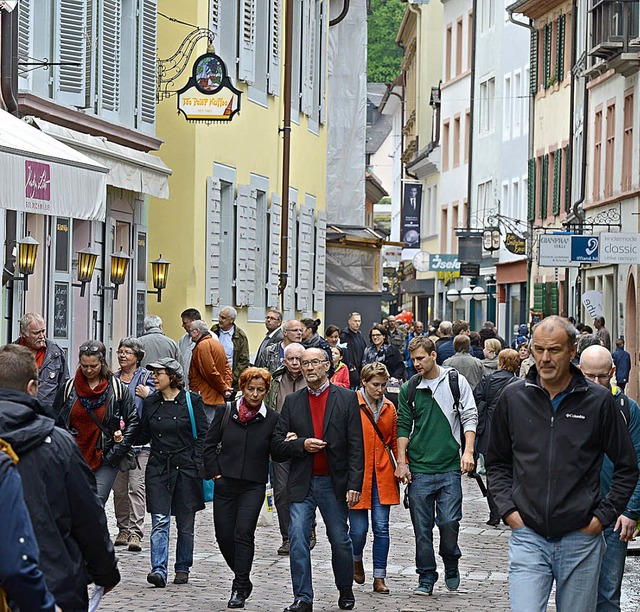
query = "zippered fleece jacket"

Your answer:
(397, 366), (477, 474)
(486, 363), (639, 539)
